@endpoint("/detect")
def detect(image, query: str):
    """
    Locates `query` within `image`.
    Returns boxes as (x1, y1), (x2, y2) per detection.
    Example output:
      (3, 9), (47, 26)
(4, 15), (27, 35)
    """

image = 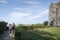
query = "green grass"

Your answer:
(36, 27), (60, 39)
(15, 26), (60, 40)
